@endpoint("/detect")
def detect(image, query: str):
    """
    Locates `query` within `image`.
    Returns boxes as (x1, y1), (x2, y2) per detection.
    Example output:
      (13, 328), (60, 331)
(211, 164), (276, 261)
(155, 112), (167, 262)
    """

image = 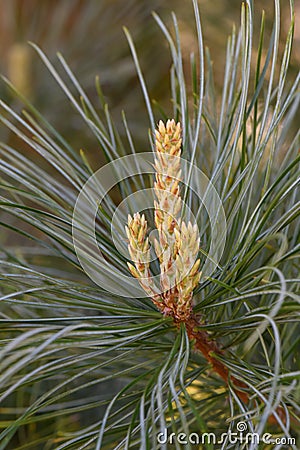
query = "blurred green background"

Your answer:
(0, 0), (298, 148)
